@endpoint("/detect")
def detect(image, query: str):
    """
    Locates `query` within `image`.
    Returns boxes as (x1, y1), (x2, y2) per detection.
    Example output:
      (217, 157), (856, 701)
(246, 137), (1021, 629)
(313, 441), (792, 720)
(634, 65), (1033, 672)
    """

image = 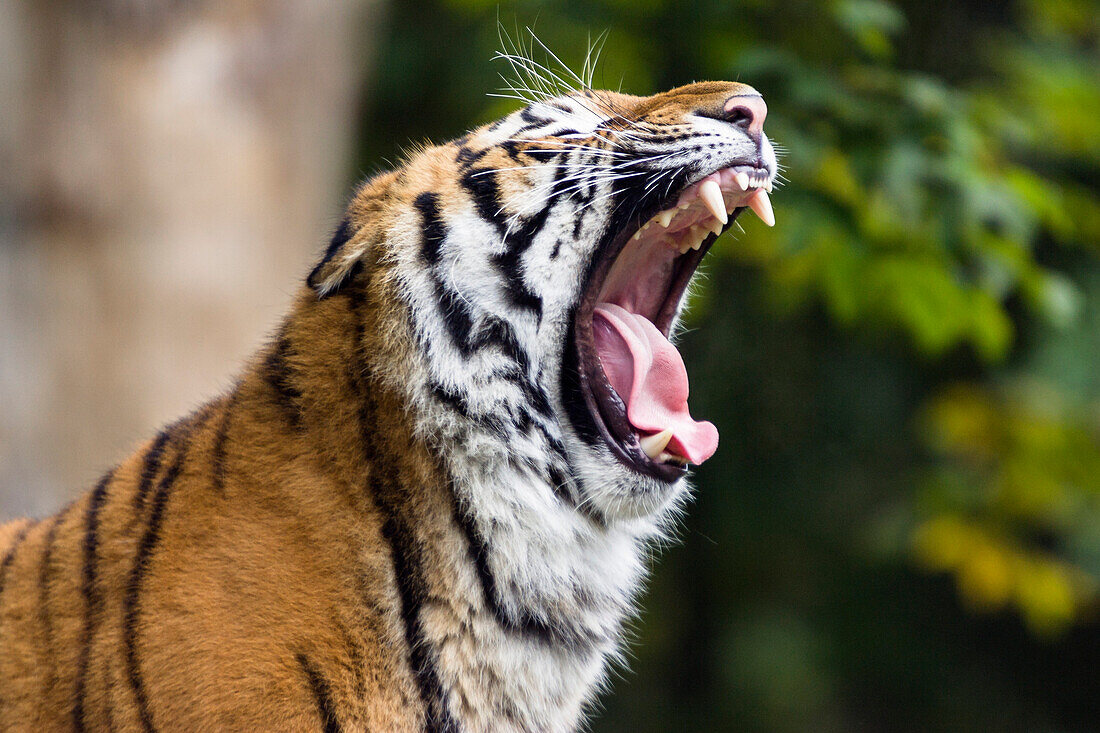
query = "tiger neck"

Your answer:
(247, 282), (648, 728)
